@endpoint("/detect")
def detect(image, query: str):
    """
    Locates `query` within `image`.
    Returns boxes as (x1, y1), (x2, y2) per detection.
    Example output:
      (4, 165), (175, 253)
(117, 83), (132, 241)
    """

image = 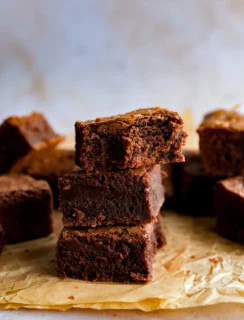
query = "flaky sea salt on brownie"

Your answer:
(75, 107), (187, 172)
(214, 176), (244, 244)
(11, 148), (75, 207)
(0, 225), (5, 253)
(59, 164), (165, 227)
(197, 108), (244, 177)
(56, 220), (165, 283)
(0, 112), (64, 173)
(0, 174), (53, 243)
